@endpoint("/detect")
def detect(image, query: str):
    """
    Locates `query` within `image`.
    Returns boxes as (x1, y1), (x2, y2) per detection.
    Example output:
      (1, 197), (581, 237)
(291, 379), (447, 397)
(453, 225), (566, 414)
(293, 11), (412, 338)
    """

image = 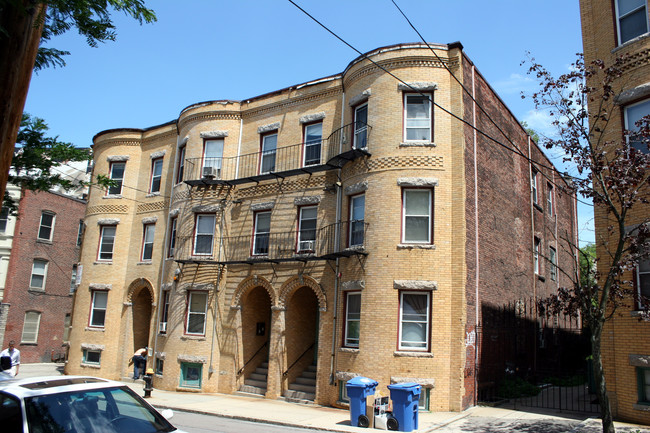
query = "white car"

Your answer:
(0, 376), (185, 433)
